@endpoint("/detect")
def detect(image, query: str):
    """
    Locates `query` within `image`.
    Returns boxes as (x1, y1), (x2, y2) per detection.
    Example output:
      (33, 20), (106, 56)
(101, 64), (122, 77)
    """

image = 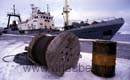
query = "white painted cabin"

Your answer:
(18, 4), (55, 30)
